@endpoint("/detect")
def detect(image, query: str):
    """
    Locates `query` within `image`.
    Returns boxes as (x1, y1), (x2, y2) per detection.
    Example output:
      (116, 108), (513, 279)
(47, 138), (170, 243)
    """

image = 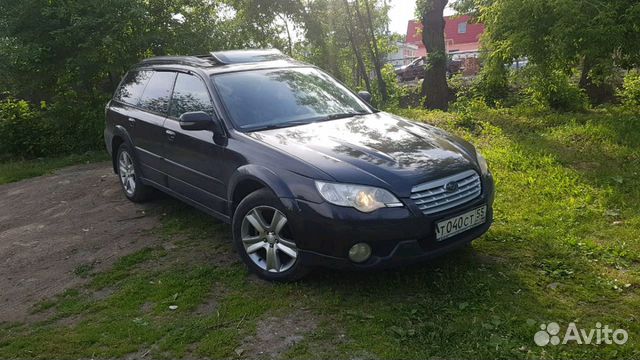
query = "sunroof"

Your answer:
(209, 49), (289, 65)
